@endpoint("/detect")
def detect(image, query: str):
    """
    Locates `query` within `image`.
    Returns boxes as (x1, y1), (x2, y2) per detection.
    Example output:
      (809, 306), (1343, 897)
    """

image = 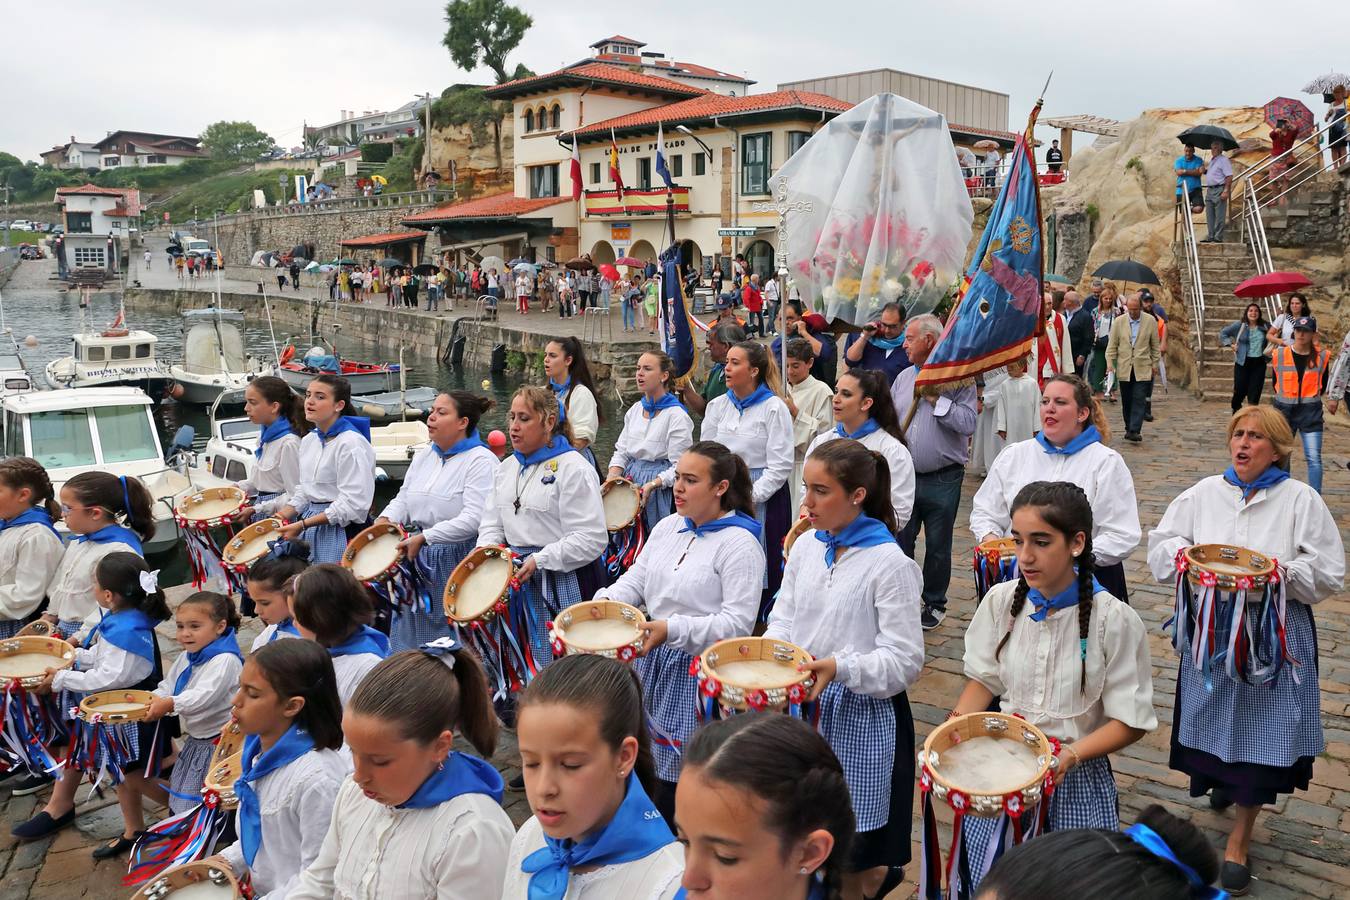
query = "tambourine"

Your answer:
(974, 536), (1019, 602)
(444, 546), (516, 624)
(203, 752), (243, 810)
(342, 522), (406, 584)
(600, 478), (642, 532)
(173, 486), (247, 530)
(782, 517), (814, 561)
(550, 600), (645, 661)
(15, 620), (55, 638)
(693, 637), (816, 712)
(77, 689), (156, 724)
(1181, 544), (1276, 589)
(220, 518), (284, 573)
(212, 719), (244, 766)
(919, 712), (1057, 817)
(0, 636), (75, 688)
(129, 860), (246, 899)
